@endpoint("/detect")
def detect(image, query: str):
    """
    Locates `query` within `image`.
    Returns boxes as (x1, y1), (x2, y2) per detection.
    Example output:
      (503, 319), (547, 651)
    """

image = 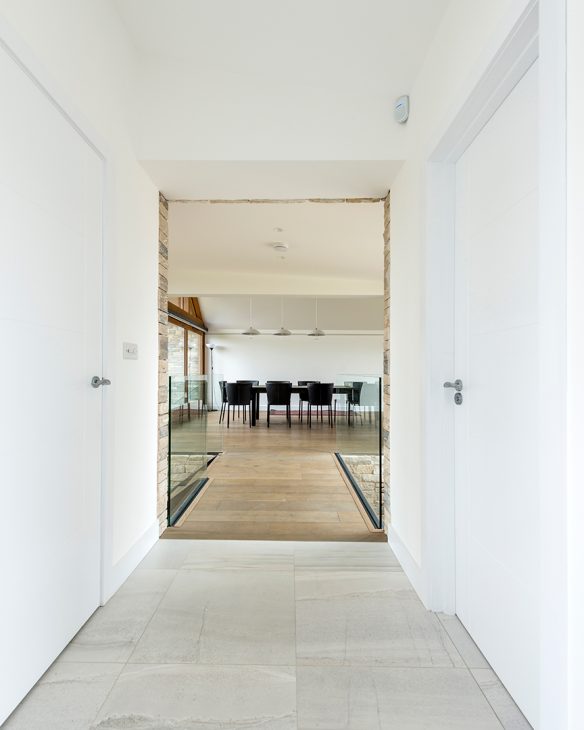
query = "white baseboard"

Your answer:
(101, 520), (159, 604)
(387, 526), (428, 607)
